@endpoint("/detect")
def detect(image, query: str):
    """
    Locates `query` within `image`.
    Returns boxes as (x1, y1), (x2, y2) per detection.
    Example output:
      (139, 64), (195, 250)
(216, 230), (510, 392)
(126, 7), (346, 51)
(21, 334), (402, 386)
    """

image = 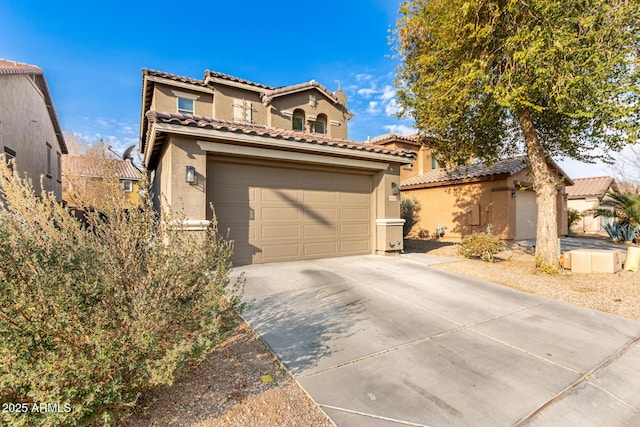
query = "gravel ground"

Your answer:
(124, 235), (638, 426)
(404, 237), (640, 321)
